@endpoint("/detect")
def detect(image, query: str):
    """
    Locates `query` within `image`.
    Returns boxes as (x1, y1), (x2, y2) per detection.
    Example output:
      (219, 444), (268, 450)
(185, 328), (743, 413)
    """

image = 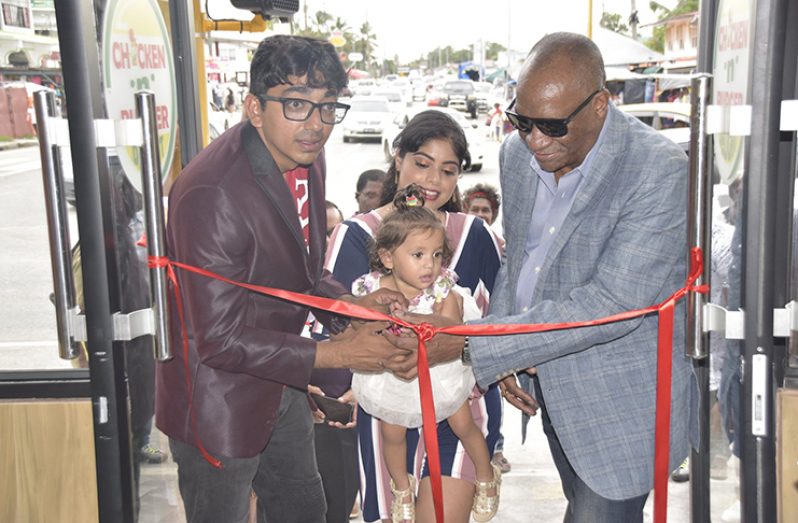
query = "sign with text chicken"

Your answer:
(102, 0), (176, 190)
(712, 0), (753, 185)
